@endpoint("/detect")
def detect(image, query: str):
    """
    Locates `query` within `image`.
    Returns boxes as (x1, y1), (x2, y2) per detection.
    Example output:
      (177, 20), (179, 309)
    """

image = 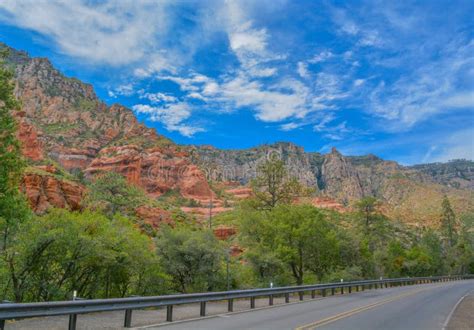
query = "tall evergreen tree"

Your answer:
(0, 48), (30, 252)
(440, 196), (457, 247)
